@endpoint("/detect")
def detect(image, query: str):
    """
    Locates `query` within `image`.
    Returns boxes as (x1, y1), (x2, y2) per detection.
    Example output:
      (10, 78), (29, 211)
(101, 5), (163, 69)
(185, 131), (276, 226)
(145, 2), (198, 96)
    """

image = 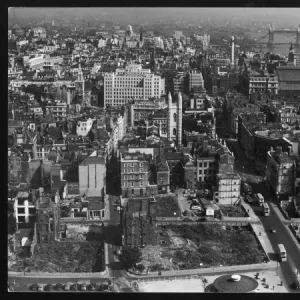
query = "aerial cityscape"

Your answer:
(7, 7), (300, 293)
